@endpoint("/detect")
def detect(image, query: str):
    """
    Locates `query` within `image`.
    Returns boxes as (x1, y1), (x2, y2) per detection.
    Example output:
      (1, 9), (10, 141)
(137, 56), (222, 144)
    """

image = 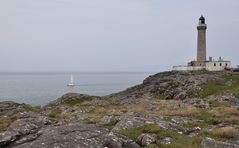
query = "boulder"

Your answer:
(11, 123), (140, 148)
(162, 137), (173, 145)
(201, 137), (239, 148)
(136, 133), (156, 146)
(99, 115), (120, 125)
